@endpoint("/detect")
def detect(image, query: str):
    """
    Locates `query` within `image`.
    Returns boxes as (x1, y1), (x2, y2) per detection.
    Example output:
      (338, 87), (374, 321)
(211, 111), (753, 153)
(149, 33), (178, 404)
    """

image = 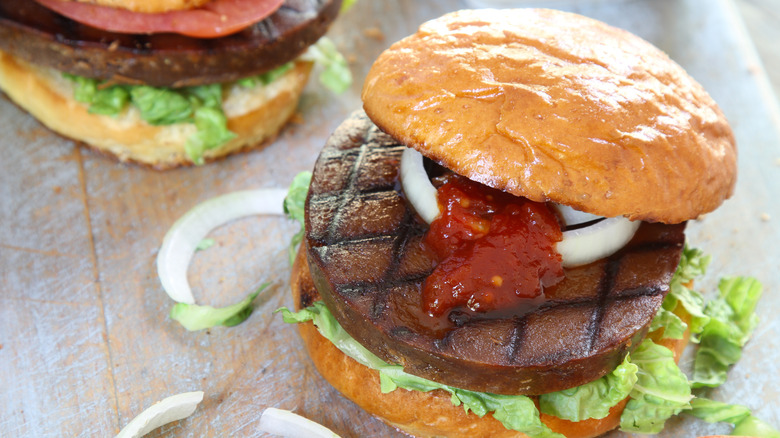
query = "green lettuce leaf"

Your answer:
(259, 62), (294, 85)
(619, 339), (692, 434)
(650, 245), (711, 341)
(184, 84), (236, 164)
(674, 245), (711, 284)
(196, 238), (215, 251)
(662, 246), (711, 340)
(667, 282), (710, 339)
(283, 171), (312, 265)
(649, 307), (687, 340)
(62, 74), (130, 115)
(340, 0), (358, 13)
(302, 37), (352, 94)
(692, 276), (762, 388)
(129, 86), (193, 125)
(186, 83), (223, 108)
(712, 276), (761, 342)
(277, 302), (401, 371)
(237, 63), (295, 88)
(465, 392), (561, 438)
(63, 73), (99, 103)
(540, 354), (637, 422)
(184, 106), (237, 165)
(277, 302), (563, 438)
(689, 397), (752, 424)
(89, 86), (130, 115)
(170, 283), (268, 331)
(689, 398), (780, 438)
(733, 415), (780, 437)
